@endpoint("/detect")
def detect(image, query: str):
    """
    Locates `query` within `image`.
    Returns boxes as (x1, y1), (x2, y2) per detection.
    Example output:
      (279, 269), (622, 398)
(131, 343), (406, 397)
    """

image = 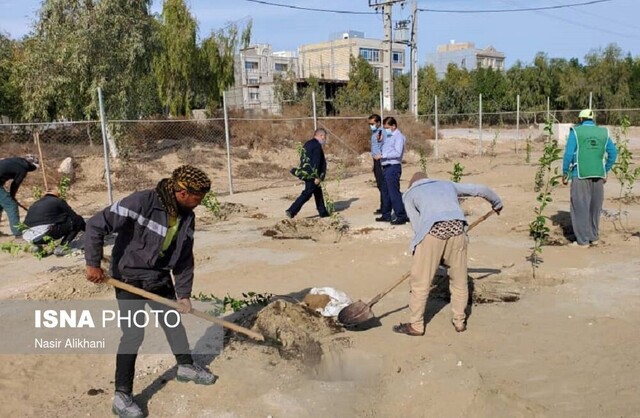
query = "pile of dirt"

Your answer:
(24, 265), (112, 300)
(252, 299), (343, 365)
(197, 202), (257, 224)
(262, 217), (348, 241)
